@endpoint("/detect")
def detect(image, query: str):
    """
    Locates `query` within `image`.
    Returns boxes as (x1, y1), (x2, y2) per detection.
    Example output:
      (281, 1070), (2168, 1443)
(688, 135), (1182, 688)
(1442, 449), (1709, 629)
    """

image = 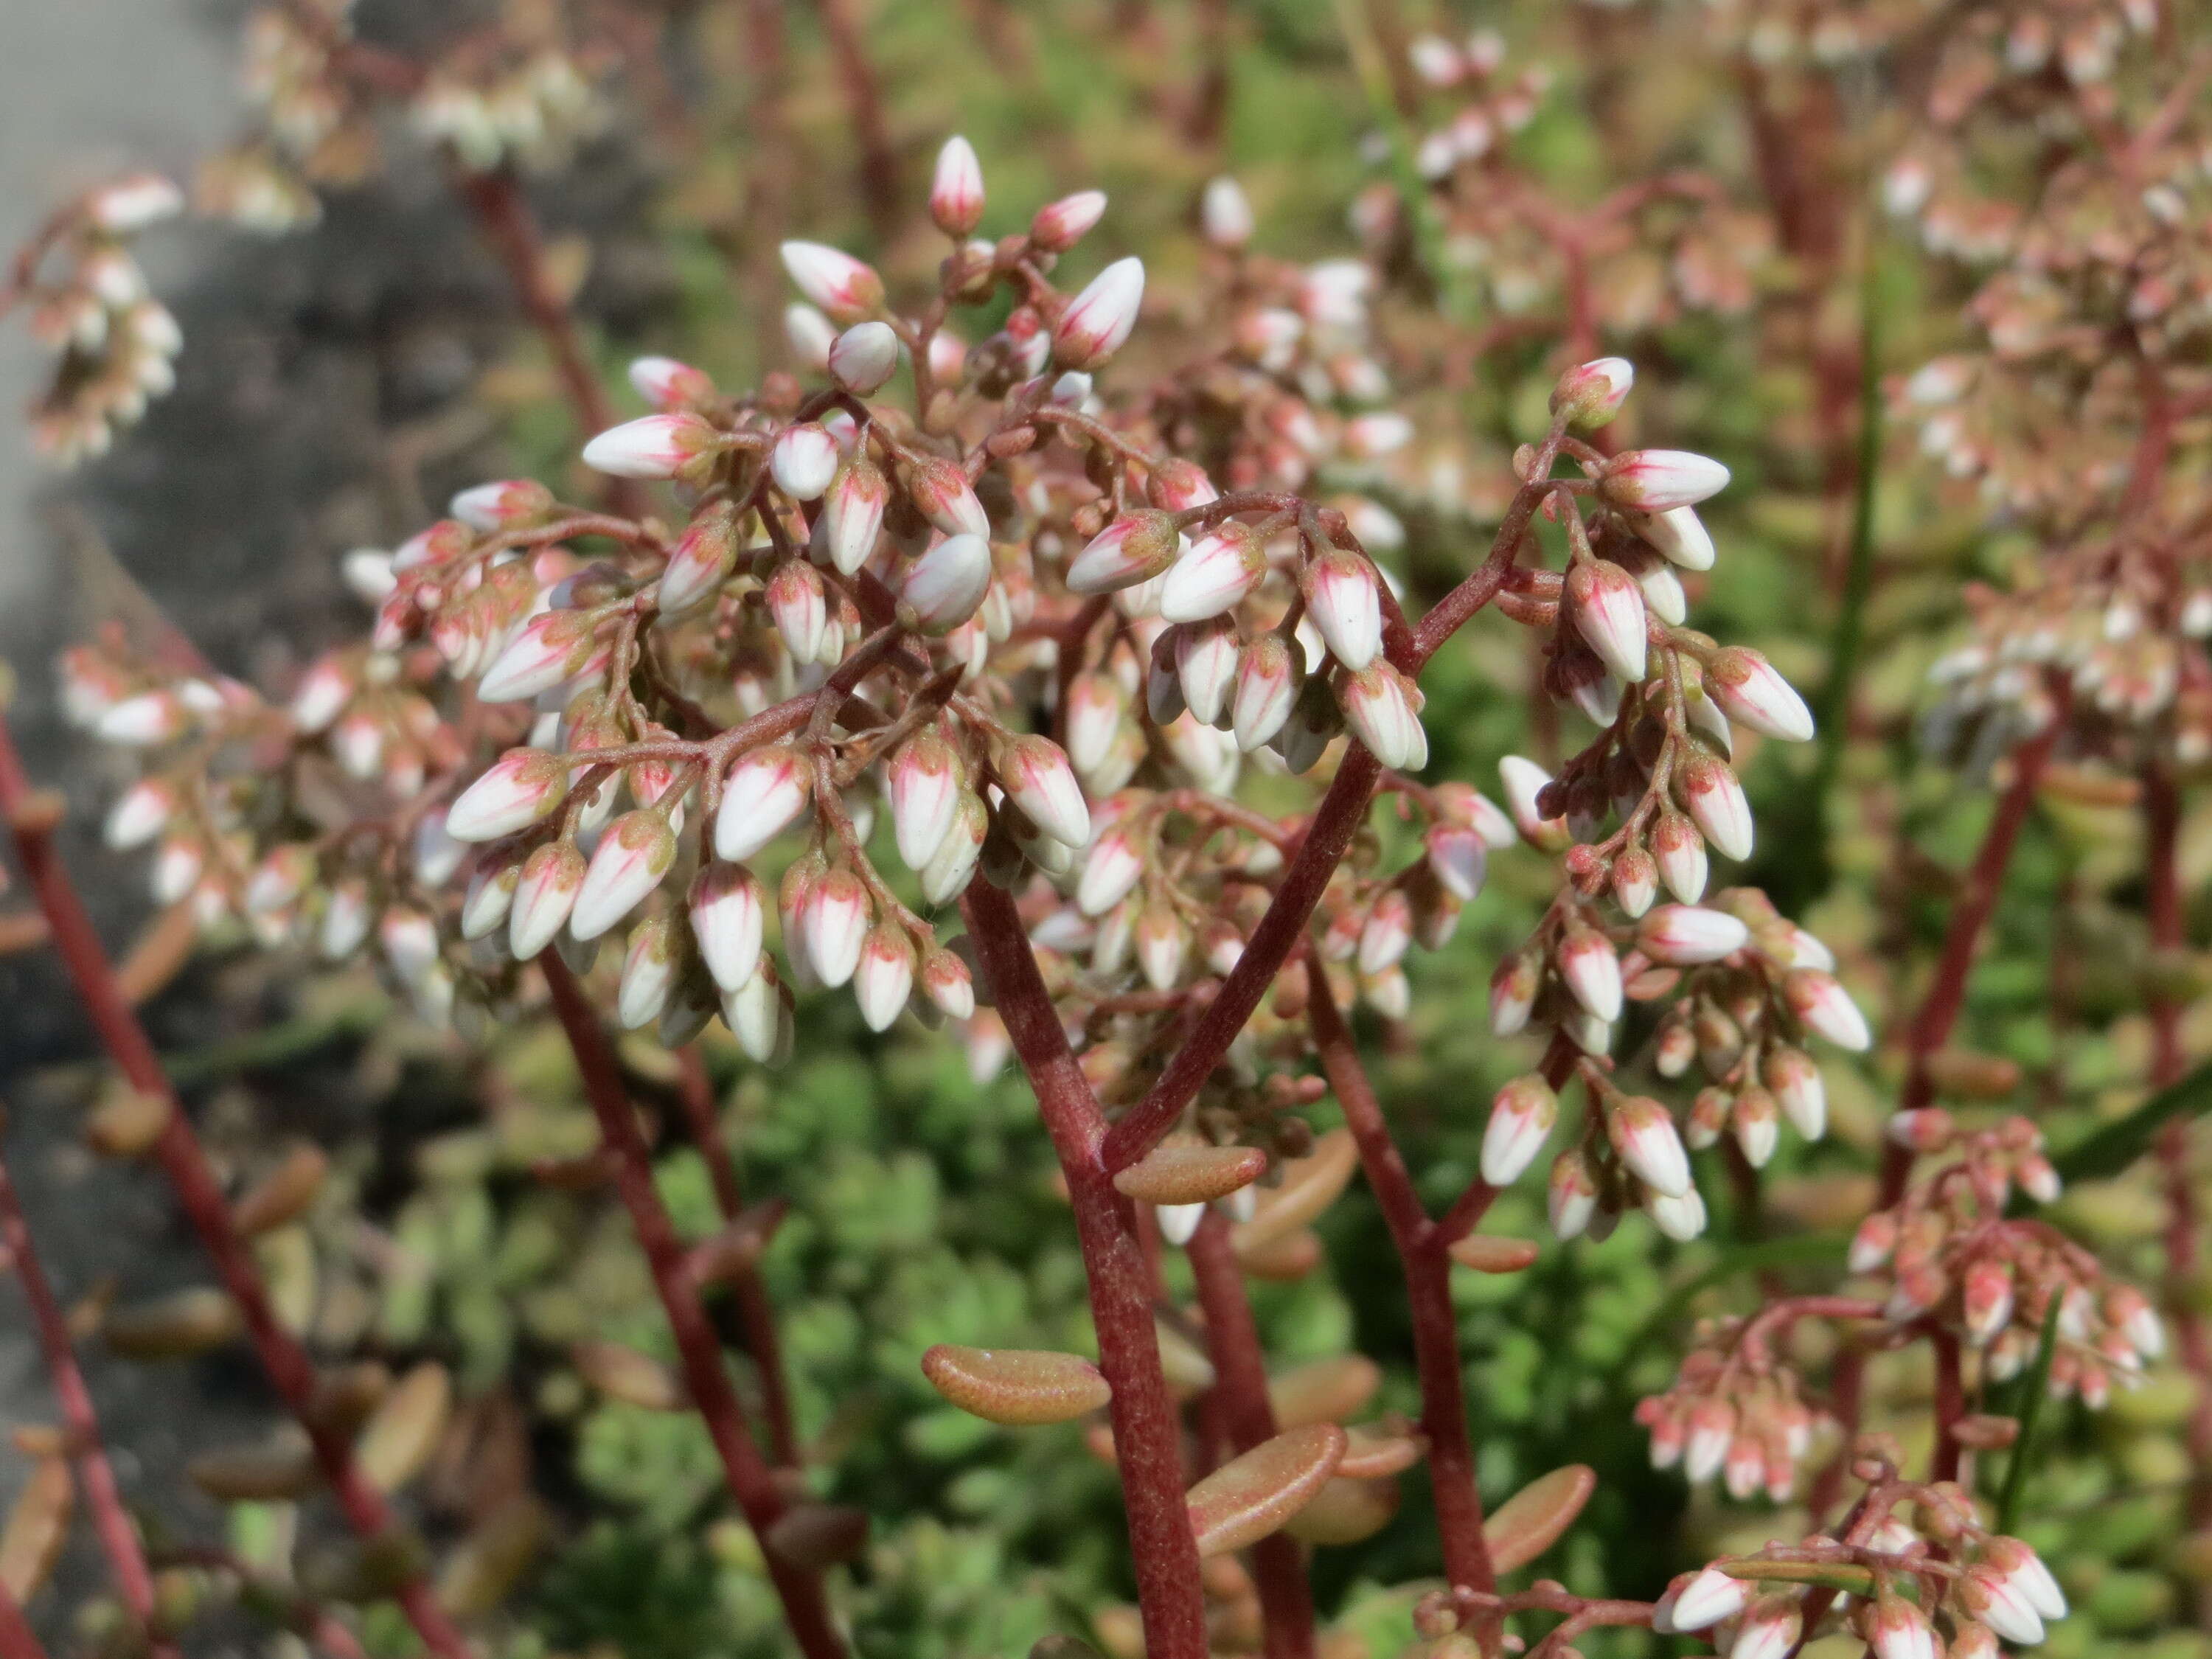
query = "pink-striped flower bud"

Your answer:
(714, 744), (813, 861)
(1200, 175), (1253, 248)
(1958, 1567), (2044, 1646)
(928, 135), (986, 237)
(1174, 619), (1240, 728)
(913, 949), (970, 1022)
(450, 478), (553, 532)
(1631, 505), (1717, 571)
(1145, 458), (1217, 512)
(904, 453), (991, 540)
(1135, 900), (1189, 992)
(447, 748), (569, 842)
(1490, 951), (1540, 1037)
(571, 810), (677, 940)
(1077, 820), (1146, 917)
(2017, 1153), (2059, 1203)
(1729, 1596), (1801, 1659)
(877, 734), (958, 876)
(509, 841), (585, 959)
(1599, 449), (1731, 513)
(104, 777), (176, 850)
(1548, 1149), (1599, 1239)
(898, 532), (994, 636)
(1609, 1096), (1691, 1198)
(455, 855), (515, 940)
(97, 689), (187, 746)
(999, 734), (1091, 848)
(478, 610), (602, 703)
(1683, 1399), (1734, 1483)
(816, 453), (888, 576)
(1963, 1258), (2016, 1346)
(769, 422), (839, 501)
(1357, 888), (1413, 975)
(1299, 549), (1382, 670)
(1068, 510), (1182, 595)
(582, 411), (722, 481)
(1498, 756), (1569, 852)
(1784, 969), (1871, 1051)
(1159, 524), (1265, 622)
(766, 560), (829, 661)
(919, 793), (989, 906)
(1558, 926), (1623, 1021)
(1551, 357), (1635, 429)
(852, 923), (917, 1032)
(1733, 1086), (1780, 1167)
(1231, 632), (1301, 753)
(801, 868), (872, 989)
(1030, 189), (1108, 252)
(827, 320), (900, 395)
(688, 860), (765, 993)
(1054, 257), (1145, 370)
(1676, 754), (1753, 862)
(1868, 1595), (1937, 1659)
(1567, 558), (1649, 681)
(1637, 904), (1749, 965)
(1705, 647), (1815, 742)
(628, 355), (715, 411)
(785, 304), (836, 371)
(1764, 1046), (1826, 1139)
(1666, 1567), (1747, 1634)
(1610, 846), (1657, 917)
(1425, 824), (1487, 902)
(657, 504), (740, 615)
(1481, 1074), (1558, 1186)
(778, 240), (885, 323)
(1336, 661), (1426, 771)
(1986, 1537), (2067, 1620)
(616, 918), (679, 1030)
(1649, 809), (1708, 902)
